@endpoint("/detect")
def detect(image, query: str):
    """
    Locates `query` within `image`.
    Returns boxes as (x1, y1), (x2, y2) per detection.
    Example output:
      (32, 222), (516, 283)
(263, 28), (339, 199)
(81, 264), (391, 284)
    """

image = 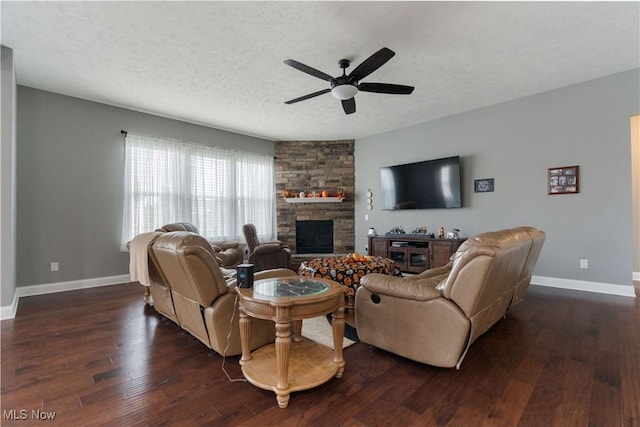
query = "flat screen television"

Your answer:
(380, 156), (462, 210)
